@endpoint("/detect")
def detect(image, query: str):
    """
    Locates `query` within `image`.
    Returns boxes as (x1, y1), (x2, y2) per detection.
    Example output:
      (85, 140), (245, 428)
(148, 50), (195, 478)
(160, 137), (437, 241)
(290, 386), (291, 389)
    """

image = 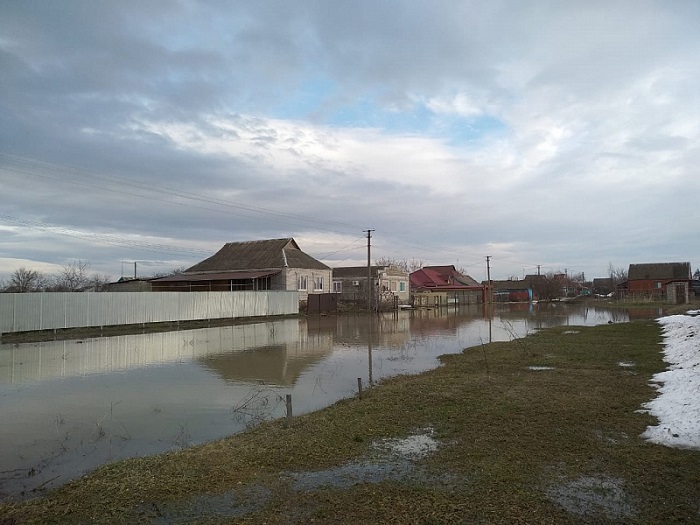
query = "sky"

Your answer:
(1, 1), (699, 284)
(642, 311), (700, 450)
